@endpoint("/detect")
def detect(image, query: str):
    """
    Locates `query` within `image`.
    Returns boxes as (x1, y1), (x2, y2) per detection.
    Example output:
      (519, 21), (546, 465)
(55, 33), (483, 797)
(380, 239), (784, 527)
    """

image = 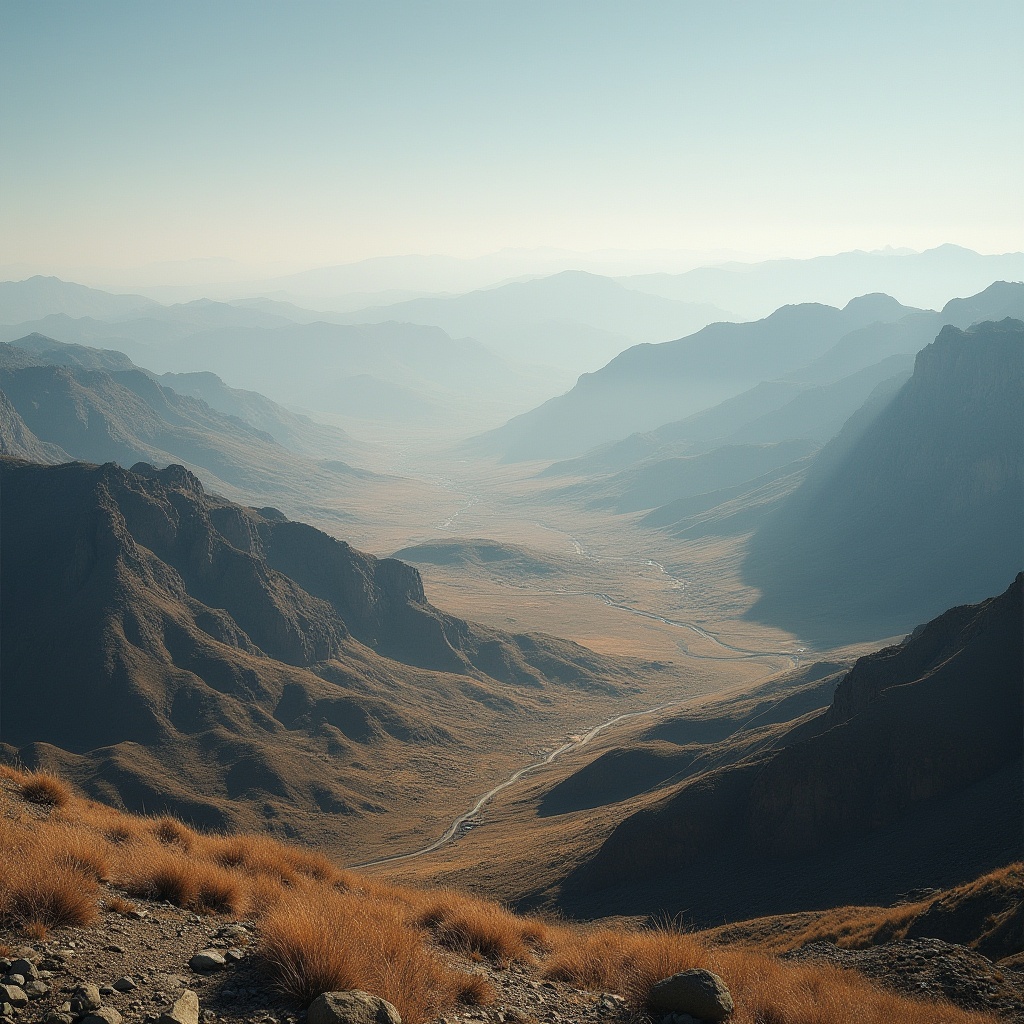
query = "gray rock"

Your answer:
(114, 977), (139, 992)
(157, 989), (200, 1024)
(307, 991), (402, 1024)
(24, 979), (50, 998)
(81, 1010), (123, 1024)
(188, 950), (227, 972)
(43, 1012), (75, 1024)
(0, 986), (27, 1008)
(225, 948), (245, 963)
(10, 958), (39, 983)
(0, 976), (24, 987)
(647, 969), (734, 1022)
(71, 983), (103, 1012)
